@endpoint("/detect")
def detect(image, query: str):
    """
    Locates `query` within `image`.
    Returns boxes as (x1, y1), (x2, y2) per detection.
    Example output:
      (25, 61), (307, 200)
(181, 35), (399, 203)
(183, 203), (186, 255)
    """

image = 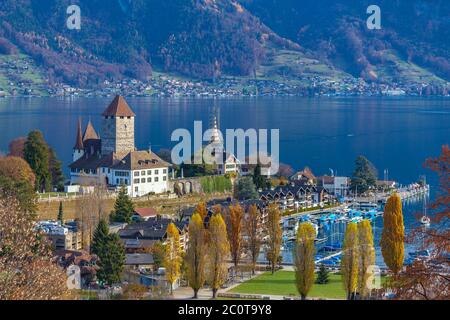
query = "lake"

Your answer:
(0, 96), (448, 265)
